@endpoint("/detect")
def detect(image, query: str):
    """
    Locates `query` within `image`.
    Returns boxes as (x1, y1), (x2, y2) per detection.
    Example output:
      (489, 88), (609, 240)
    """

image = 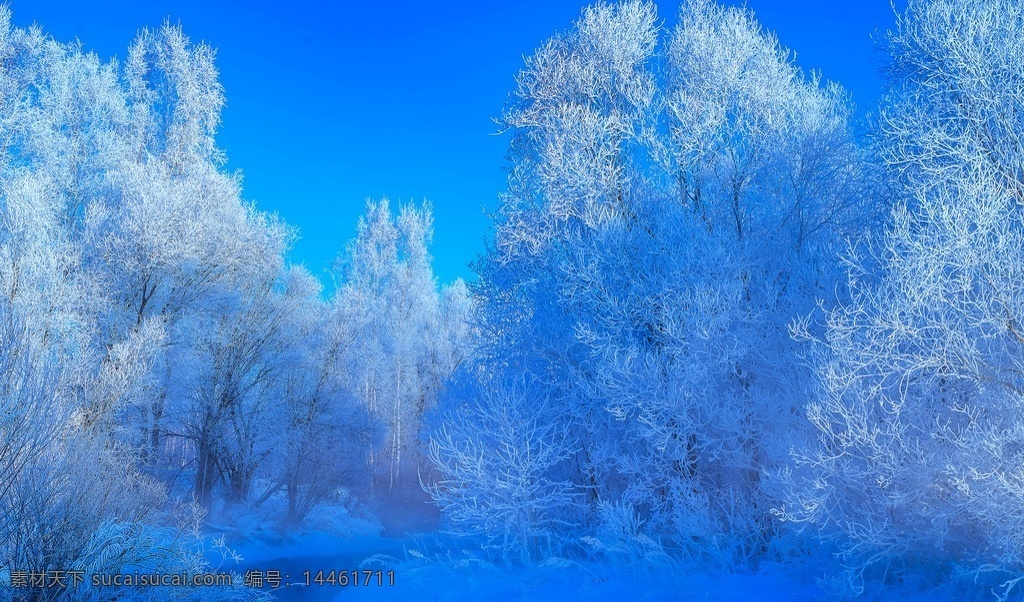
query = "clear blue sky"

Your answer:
(8, 1), (902, 286)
